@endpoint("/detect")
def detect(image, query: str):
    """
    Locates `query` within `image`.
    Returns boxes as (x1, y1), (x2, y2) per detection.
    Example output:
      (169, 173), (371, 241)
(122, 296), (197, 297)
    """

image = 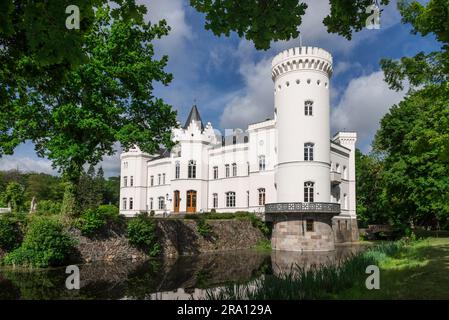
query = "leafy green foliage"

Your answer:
(36, 200), (62, 216)
(75, 204), (119, 236)
(196, 217), (213, 237)
(373, 87), (449, 229)
(1, 182), (25, 213)
(2, 217), (76, 267)
(127, 213), (160, 256)
(0, 216), (22, 251)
